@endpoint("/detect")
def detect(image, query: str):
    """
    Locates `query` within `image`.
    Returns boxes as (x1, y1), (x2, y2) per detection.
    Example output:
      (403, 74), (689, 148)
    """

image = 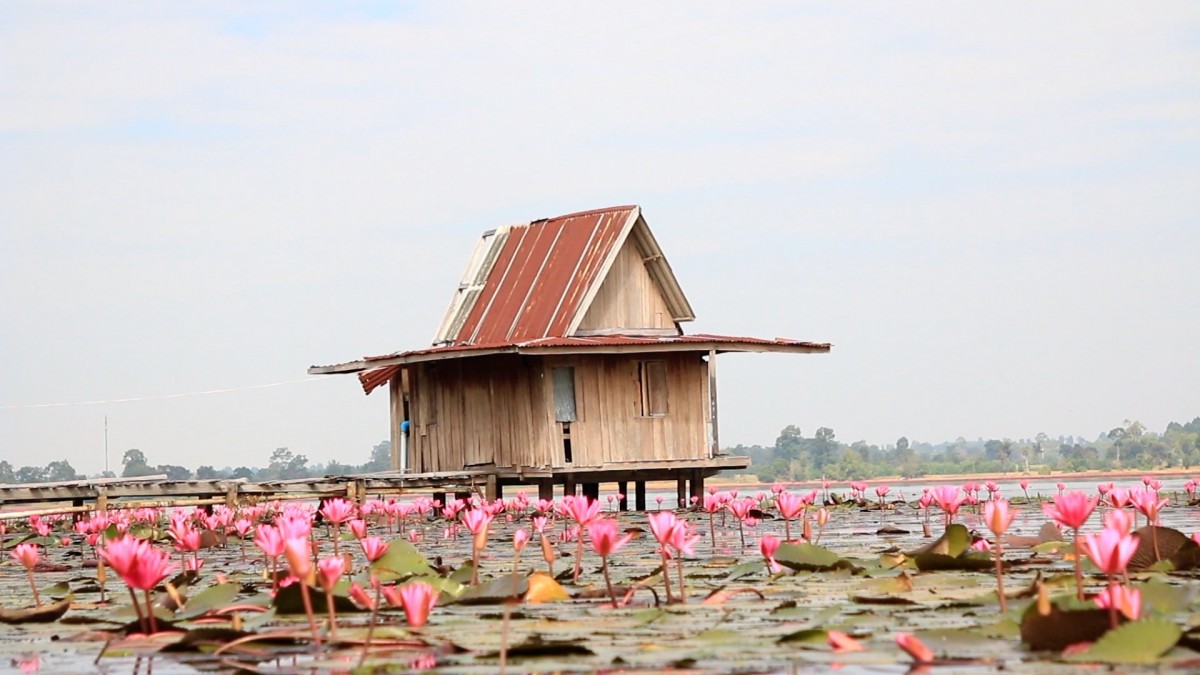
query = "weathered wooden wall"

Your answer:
(399, 352), (708, 472)
(576, 239), (679, 334)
